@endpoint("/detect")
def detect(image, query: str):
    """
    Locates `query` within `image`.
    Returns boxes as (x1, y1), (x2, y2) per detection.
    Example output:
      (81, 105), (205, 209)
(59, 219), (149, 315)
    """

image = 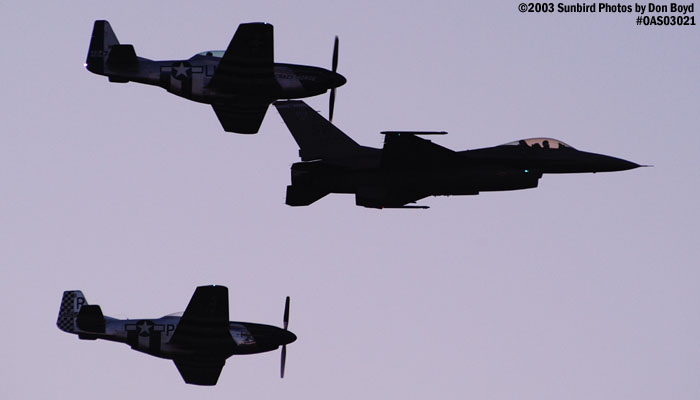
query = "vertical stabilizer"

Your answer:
(86, 20), (120, 75)
(57, 291), (88, 333)
(274, 100), (361, 162)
